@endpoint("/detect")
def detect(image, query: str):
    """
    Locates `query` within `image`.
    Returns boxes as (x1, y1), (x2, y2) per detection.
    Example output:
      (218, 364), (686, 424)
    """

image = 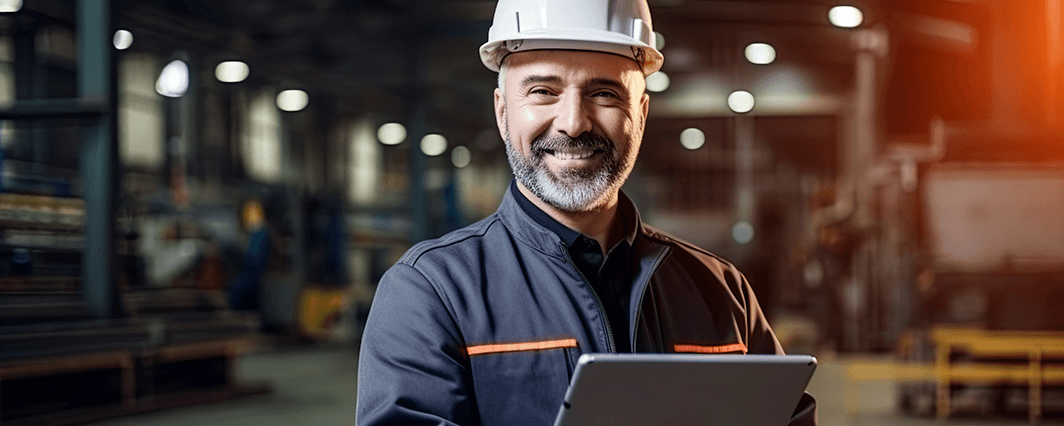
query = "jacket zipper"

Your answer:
(630, 247), (671, 351)
(561, 246), (616, 353)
